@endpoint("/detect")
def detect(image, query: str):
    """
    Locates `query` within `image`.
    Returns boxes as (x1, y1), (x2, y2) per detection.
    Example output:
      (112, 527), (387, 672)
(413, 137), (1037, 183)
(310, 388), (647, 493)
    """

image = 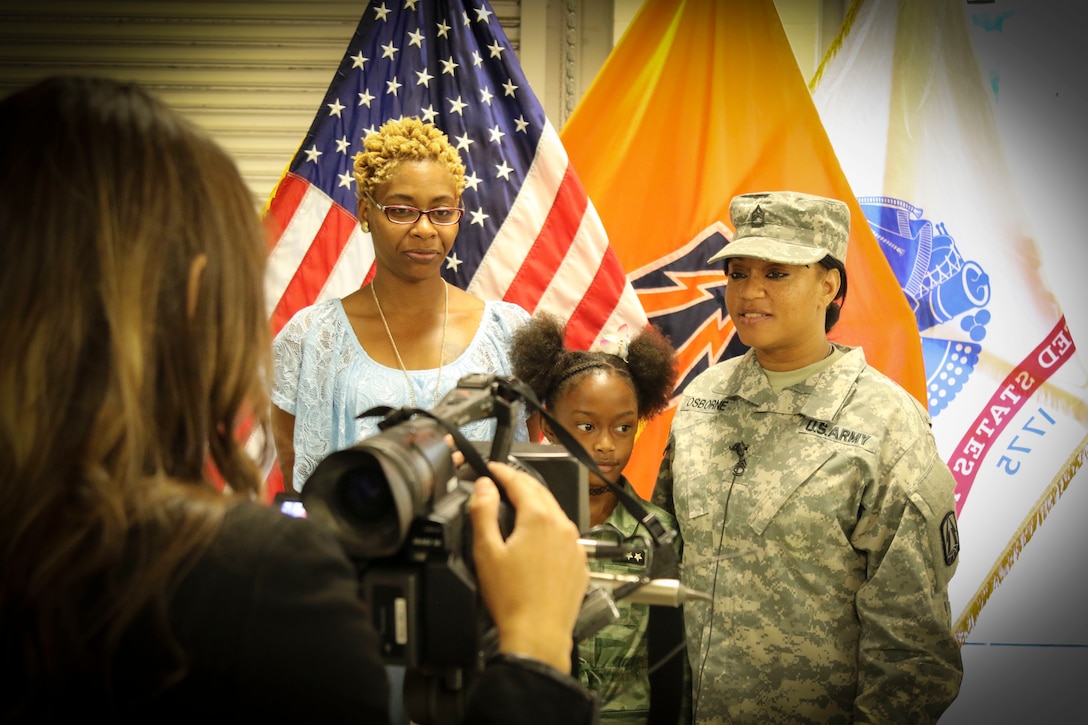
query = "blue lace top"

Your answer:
(272, 297), (531, 490)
